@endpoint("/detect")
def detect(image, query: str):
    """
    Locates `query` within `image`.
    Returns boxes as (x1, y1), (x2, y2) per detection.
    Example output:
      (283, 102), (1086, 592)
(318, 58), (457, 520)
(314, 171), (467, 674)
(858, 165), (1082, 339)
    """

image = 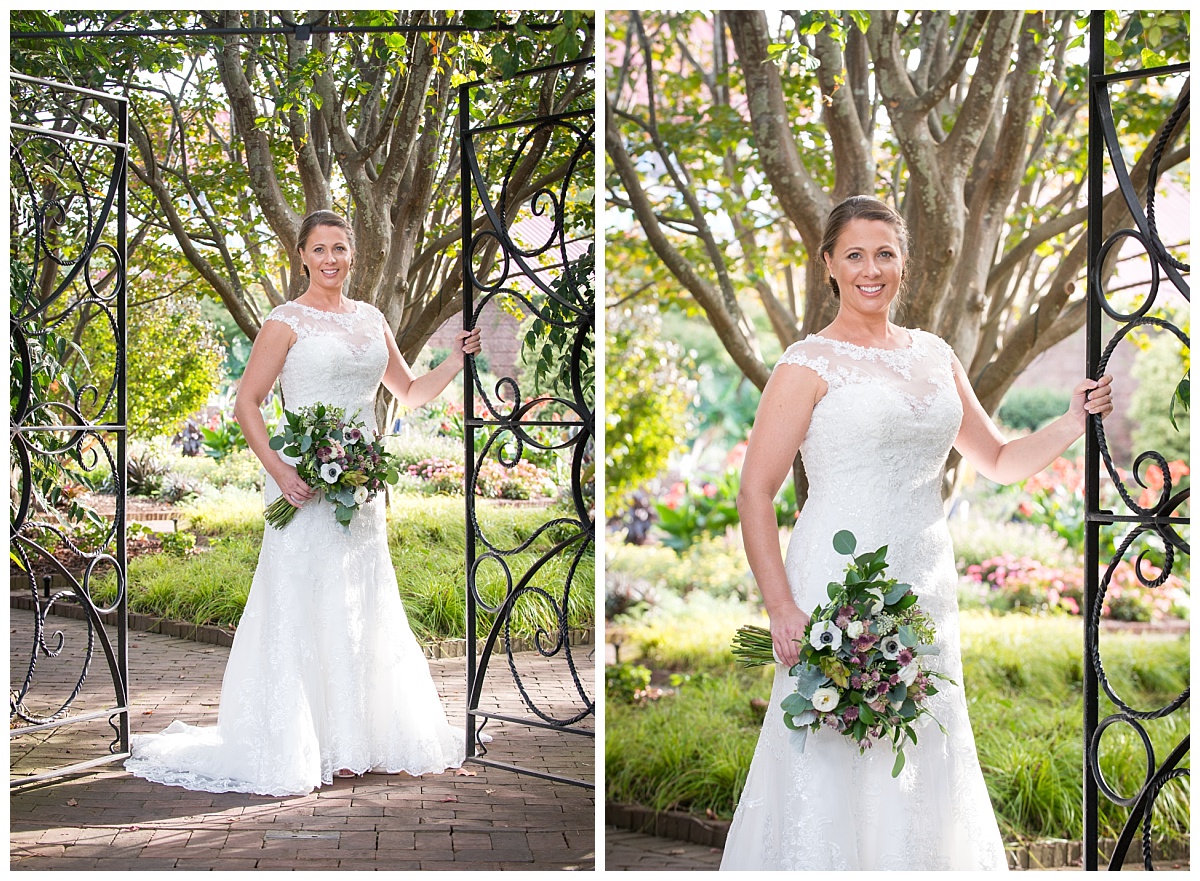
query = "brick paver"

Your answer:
(11, 609), (594, 870)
